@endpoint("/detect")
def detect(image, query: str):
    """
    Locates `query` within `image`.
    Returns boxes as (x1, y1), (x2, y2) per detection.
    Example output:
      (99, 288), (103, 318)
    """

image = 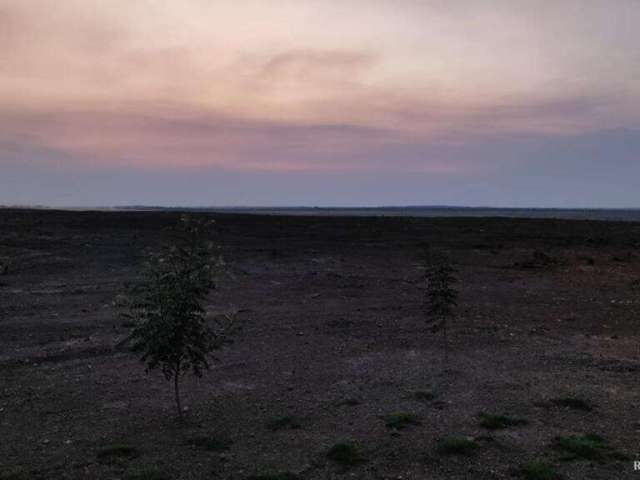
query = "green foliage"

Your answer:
(382, 412), (421, 430)
(553, 434), (628, 462)
(550, 397), (592, 412)
(520, 461), (562, 480)
(0, 467), (28, 480)
(327, 441), (363, 466)
(479, 413), (528, 430)
(424, 251), (458, 320)
(186, 435), (232, 451)
(267, 415), (303, 431)
(422, 247), (458, 361)
(436, 436), (477, 455)
(121, 215), (236, 415)
(96, 444), (141, 463)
